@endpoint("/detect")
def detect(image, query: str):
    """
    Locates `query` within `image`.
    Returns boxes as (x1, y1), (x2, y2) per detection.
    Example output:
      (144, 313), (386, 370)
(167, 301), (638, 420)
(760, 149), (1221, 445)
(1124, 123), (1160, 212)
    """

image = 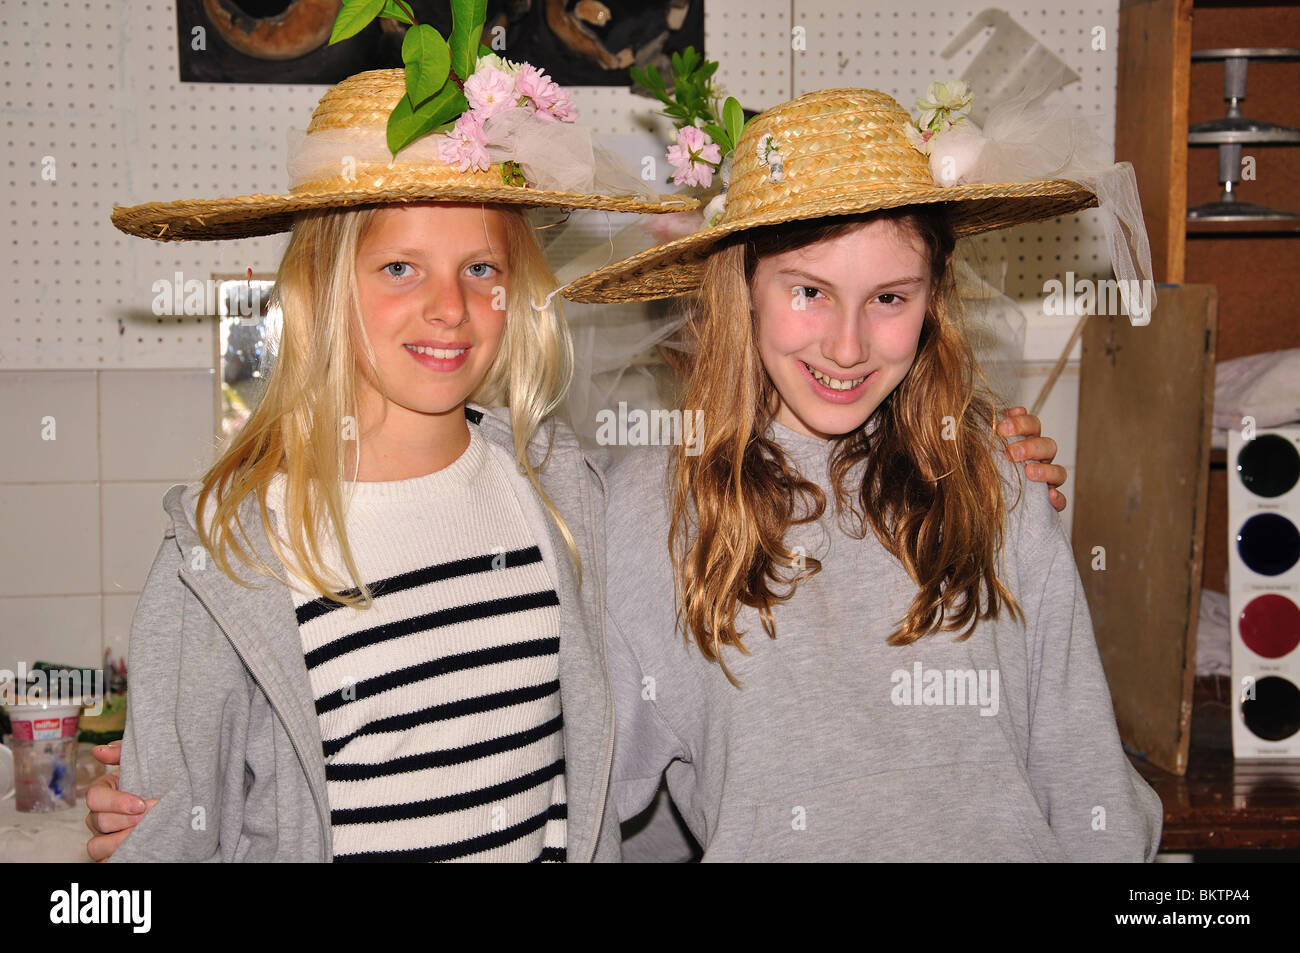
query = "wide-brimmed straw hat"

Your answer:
(561, 87), (1099, 303)
(110, 69), (696, 242)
